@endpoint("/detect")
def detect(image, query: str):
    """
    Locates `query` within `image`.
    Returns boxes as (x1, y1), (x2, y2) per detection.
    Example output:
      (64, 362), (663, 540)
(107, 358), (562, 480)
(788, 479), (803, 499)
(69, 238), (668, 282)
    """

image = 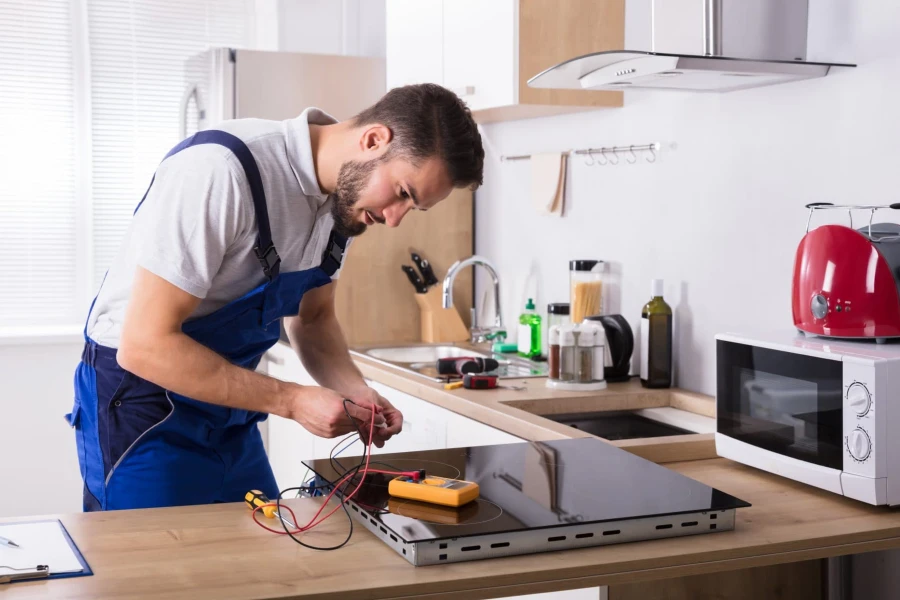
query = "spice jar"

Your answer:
(575, 325), (594, 383)
(548, 325), (561, 380)
(570, 260), (605, 323)
(544, 303), (570, 358)
(558, 326), (576, 382)
(590, 324), (606, 382)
